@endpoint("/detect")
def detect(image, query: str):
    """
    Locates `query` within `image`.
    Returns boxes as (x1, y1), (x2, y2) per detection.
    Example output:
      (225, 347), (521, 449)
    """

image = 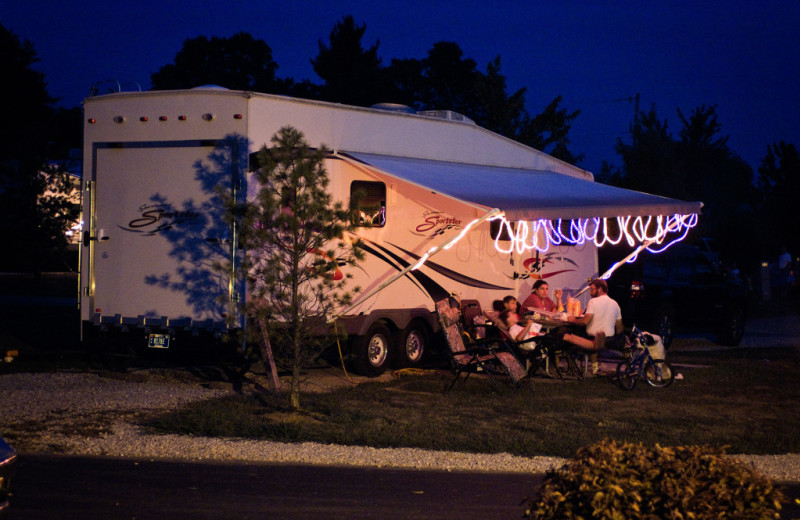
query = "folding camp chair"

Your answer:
(460, 299), (488, 341)
(435, 299), (528, 392)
